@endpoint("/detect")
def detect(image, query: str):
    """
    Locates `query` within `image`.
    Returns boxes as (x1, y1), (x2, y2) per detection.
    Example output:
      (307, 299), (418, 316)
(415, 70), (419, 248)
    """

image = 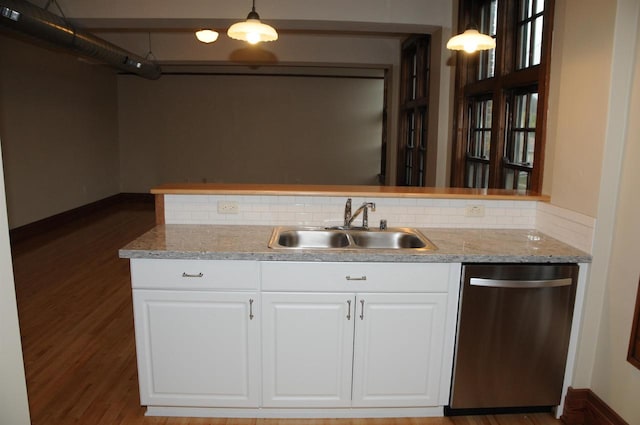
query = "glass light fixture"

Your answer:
(447, 26), (495, 53)
(227, 0), (278, 44)
(195, 29), (219, 43)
